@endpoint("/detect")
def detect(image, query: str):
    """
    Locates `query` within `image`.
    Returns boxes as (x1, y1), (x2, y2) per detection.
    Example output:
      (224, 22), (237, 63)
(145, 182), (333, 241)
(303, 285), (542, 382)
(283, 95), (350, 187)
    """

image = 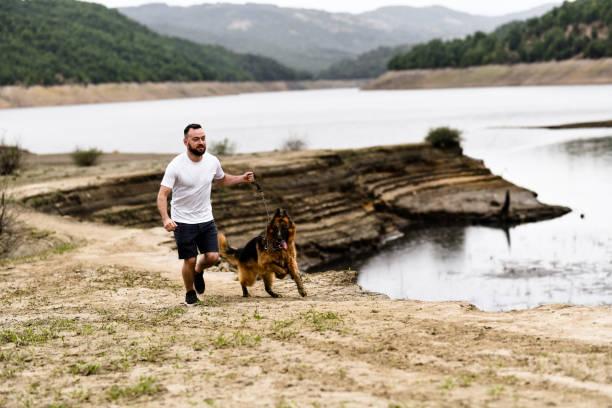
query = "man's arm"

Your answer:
(215, 171), (255, 187)
(157, 186), (177, 232)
